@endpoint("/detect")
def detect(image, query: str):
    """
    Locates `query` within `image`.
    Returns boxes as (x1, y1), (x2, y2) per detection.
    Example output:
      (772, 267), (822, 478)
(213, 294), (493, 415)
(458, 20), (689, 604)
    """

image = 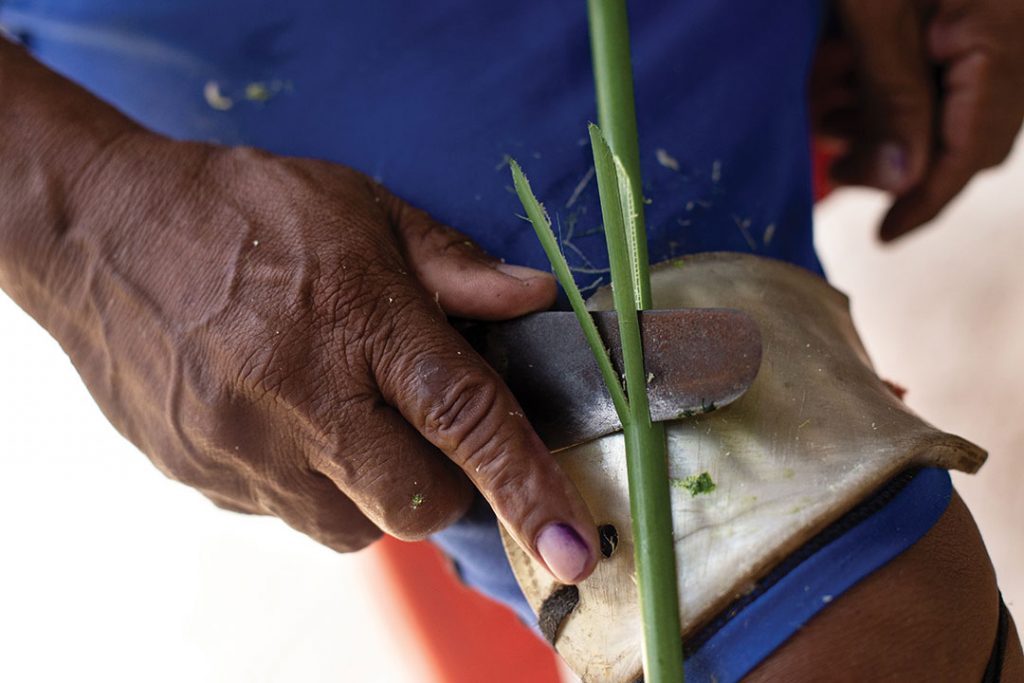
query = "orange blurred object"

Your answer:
(370, 536), (564, 683)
